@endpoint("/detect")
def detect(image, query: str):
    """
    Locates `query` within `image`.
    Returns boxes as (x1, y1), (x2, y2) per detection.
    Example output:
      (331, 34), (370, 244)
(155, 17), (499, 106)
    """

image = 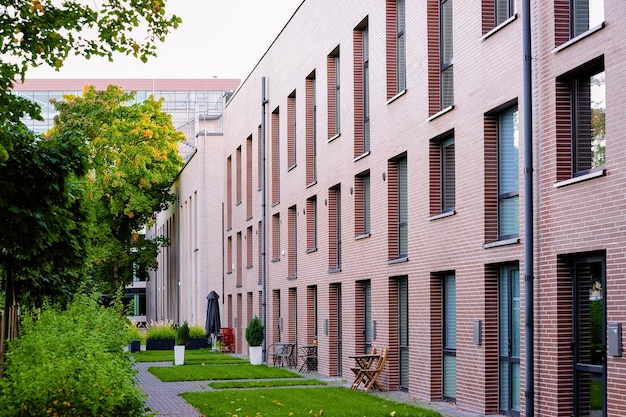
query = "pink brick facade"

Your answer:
(156, 1), (625, 416)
